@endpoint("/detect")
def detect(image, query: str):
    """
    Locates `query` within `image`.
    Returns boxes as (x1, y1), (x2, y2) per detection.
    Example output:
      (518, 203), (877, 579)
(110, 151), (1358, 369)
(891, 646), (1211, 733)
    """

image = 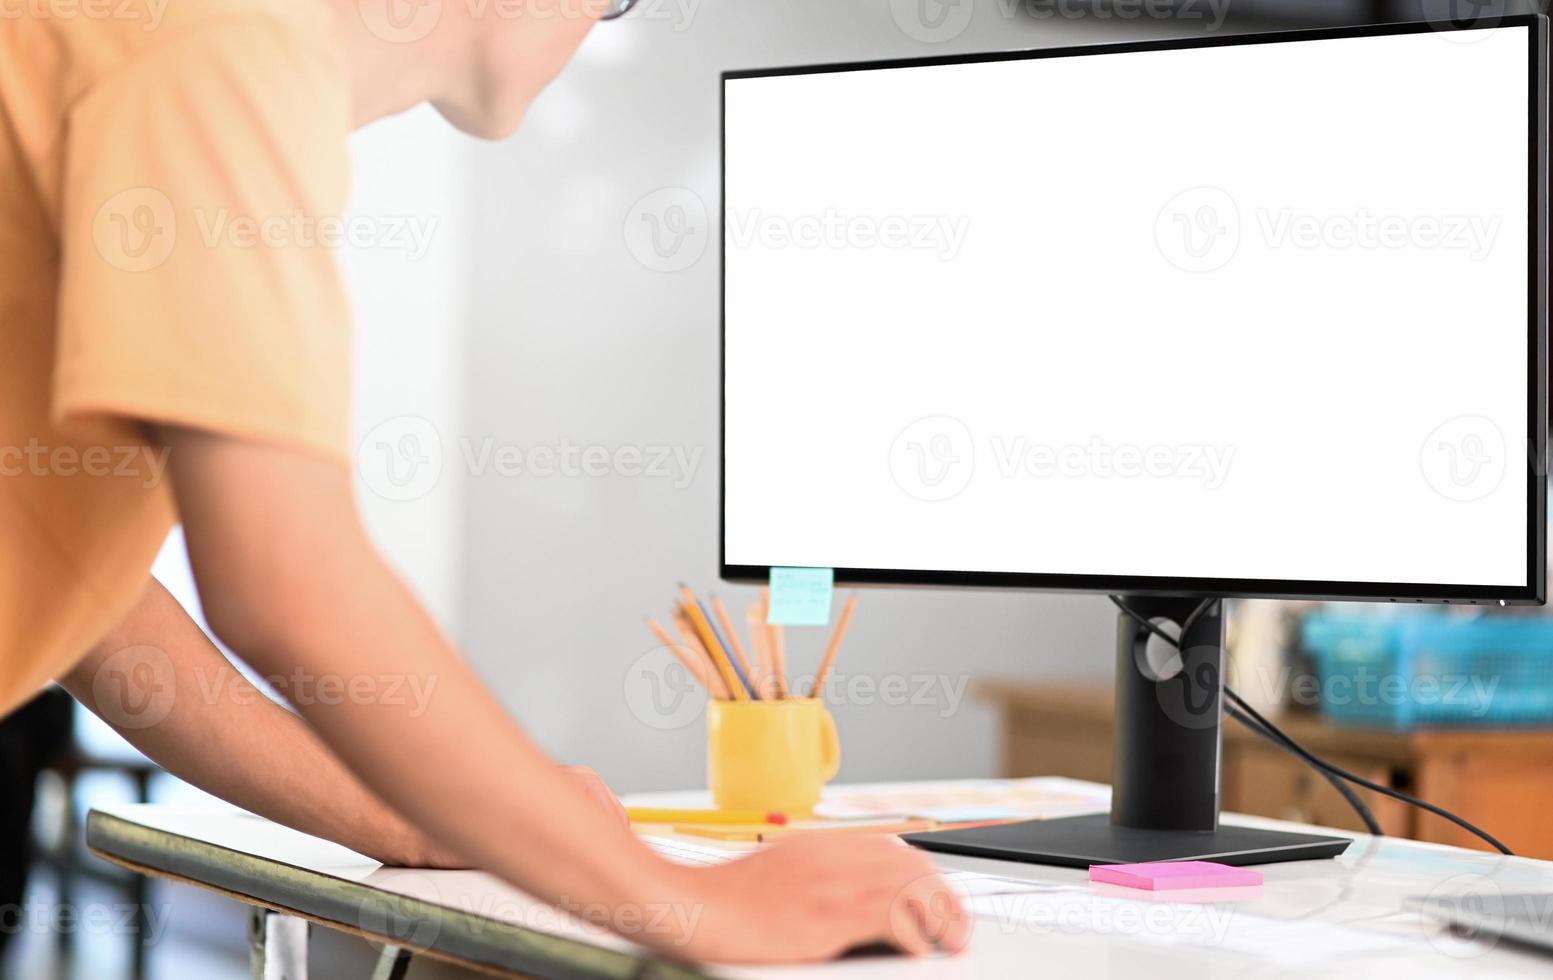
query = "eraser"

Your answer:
(1088, 861), (1263, 891)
